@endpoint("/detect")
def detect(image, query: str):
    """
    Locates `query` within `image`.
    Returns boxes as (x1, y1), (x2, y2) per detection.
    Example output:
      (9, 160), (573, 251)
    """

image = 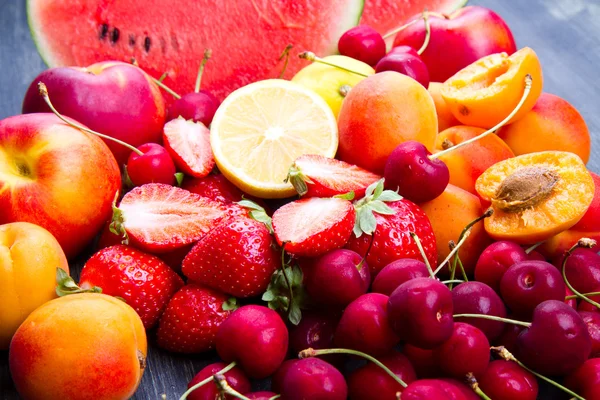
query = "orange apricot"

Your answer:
(498, 93), (591, 164)
(475, 151), (594, 244)
(433, 126), (514, 195)
(419, 184), (492, 276)
(441, 47), (543, 129)
(337, 71), (438, 173)
(428, 82), (461, 132)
